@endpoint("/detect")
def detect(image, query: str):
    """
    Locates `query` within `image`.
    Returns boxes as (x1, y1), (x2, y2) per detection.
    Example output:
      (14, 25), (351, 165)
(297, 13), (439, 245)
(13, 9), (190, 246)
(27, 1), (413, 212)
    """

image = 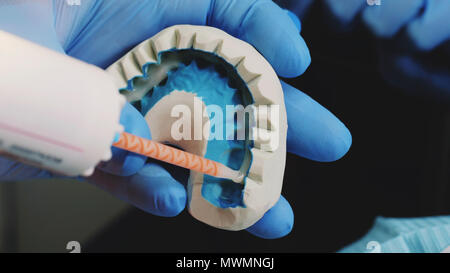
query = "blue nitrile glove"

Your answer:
(0, 0), (352, 239)
(321, 0), (450, 98)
